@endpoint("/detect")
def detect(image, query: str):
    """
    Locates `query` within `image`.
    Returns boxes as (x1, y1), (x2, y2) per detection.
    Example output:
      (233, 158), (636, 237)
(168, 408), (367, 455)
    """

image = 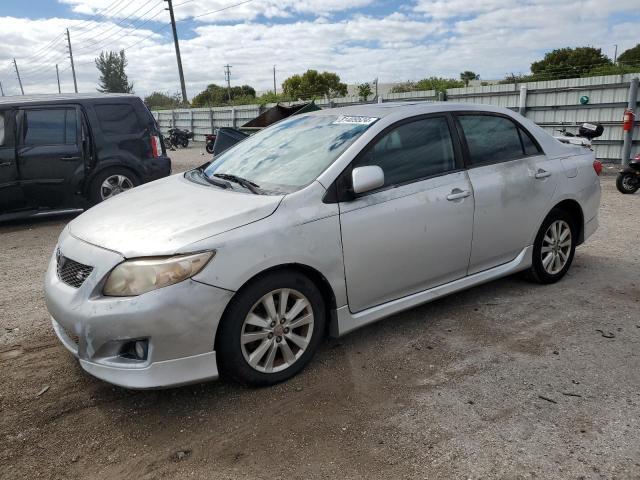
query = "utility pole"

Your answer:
(66, 28), (78, 93)
(614, 44), (618, 64)
(165, 0), (188, 104)
(55, 64), (61, 94)
(224, 64), (232, 101)
(0, 80), (4, 97)
(273, 65), (276, 94)
(13, 58), (24, 95)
